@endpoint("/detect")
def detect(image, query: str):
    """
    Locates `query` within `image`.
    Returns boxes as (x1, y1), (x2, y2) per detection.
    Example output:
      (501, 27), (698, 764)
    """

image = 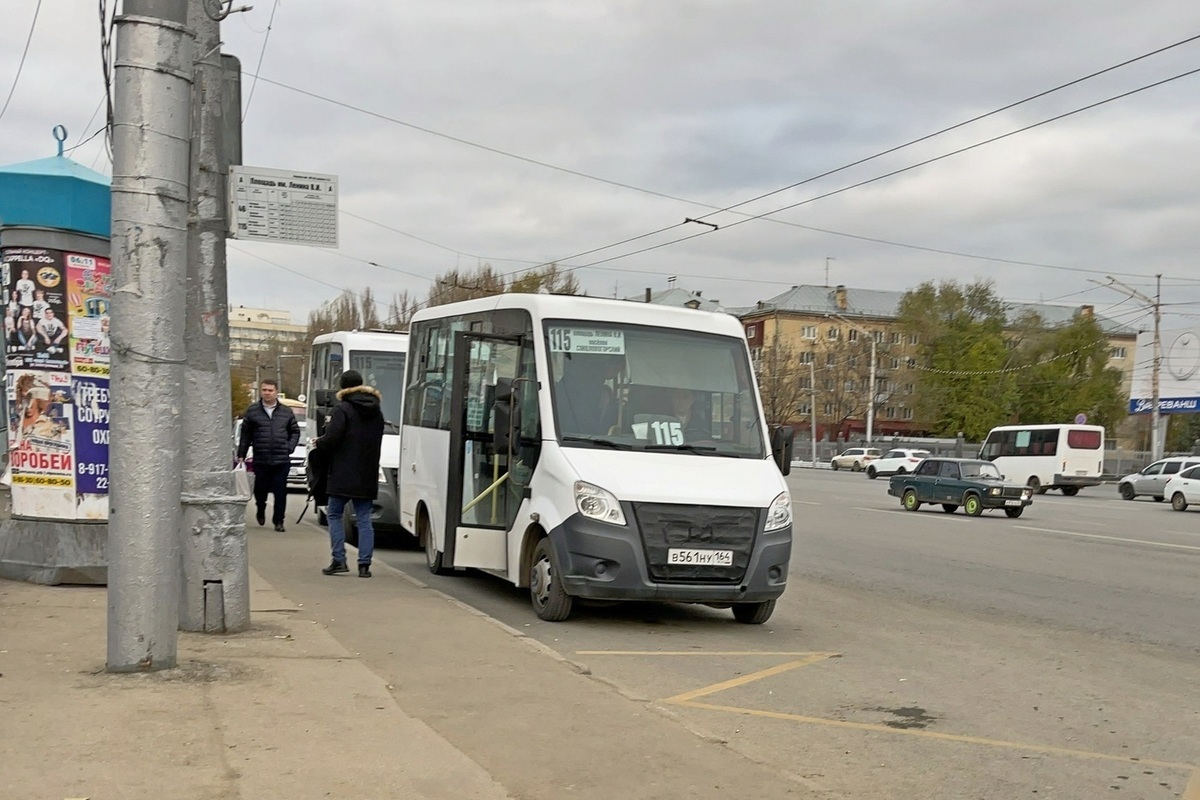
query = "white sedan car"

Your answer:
(1164, 464), (1200, 511)
(866, 448), (931, 479)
